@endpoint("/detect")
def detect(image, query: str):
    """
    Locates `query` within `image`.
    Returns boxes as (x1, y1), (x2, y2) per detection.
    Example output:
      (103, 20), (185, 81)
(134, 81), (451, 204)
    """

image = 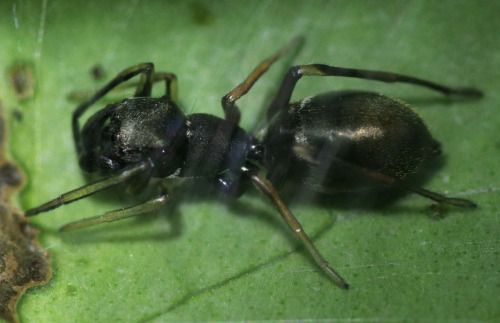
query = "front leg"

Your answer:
(26, 161), (151, 217)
